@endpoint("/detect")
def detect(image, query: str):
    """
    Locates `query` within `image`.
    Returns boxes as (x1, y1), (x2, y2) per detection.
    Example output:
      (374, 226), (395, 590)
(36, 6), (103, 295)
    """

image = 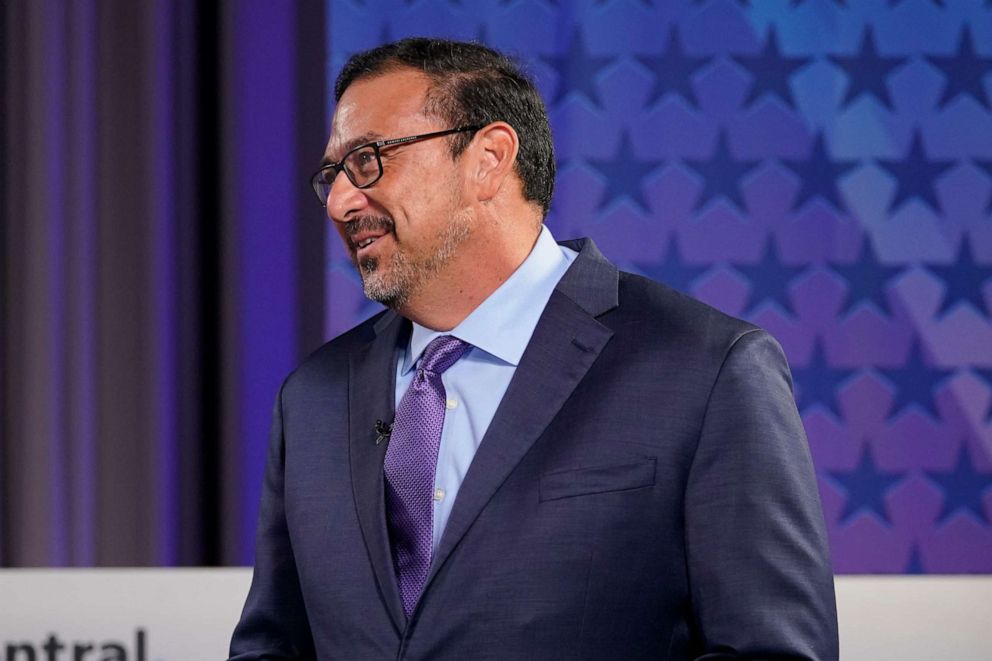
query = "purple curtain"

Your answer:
(0, 0), (326, 566)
